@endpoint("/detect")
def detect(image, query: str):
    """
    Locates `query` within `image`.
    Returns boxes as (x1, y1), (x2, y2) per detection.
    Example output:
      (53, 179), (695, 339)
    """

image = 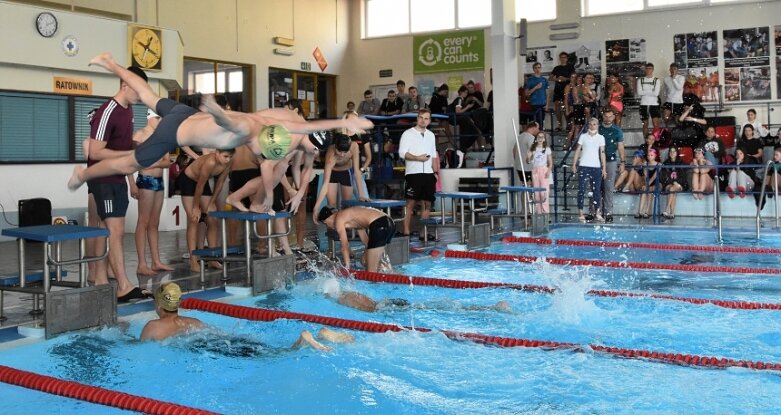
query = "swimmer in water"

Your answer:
(141, 282), (354, 350)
